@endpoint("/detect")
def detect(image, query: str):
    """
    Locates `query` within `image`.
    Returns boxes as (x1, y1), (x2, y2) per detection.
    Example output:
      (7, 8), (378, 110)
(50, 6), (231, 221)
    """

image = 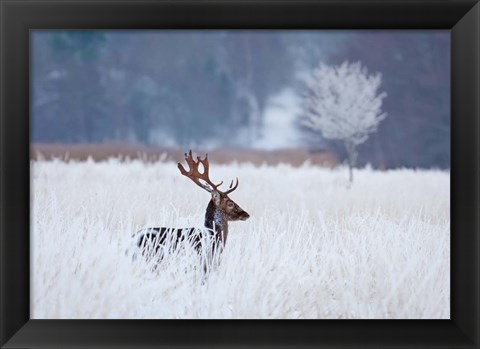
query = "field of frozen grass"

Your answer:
(31, 158), (450, 319)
